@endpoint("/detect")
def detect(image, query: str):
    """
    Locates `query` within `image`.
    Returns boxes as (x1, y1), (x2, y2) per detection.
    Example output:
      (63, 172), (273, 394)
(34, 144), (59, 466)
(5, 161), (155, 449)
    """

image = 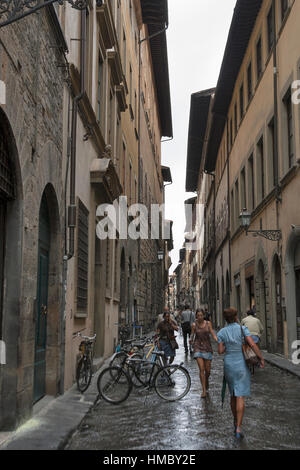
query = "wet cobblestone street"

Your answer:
(65, 333), (300, 450)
